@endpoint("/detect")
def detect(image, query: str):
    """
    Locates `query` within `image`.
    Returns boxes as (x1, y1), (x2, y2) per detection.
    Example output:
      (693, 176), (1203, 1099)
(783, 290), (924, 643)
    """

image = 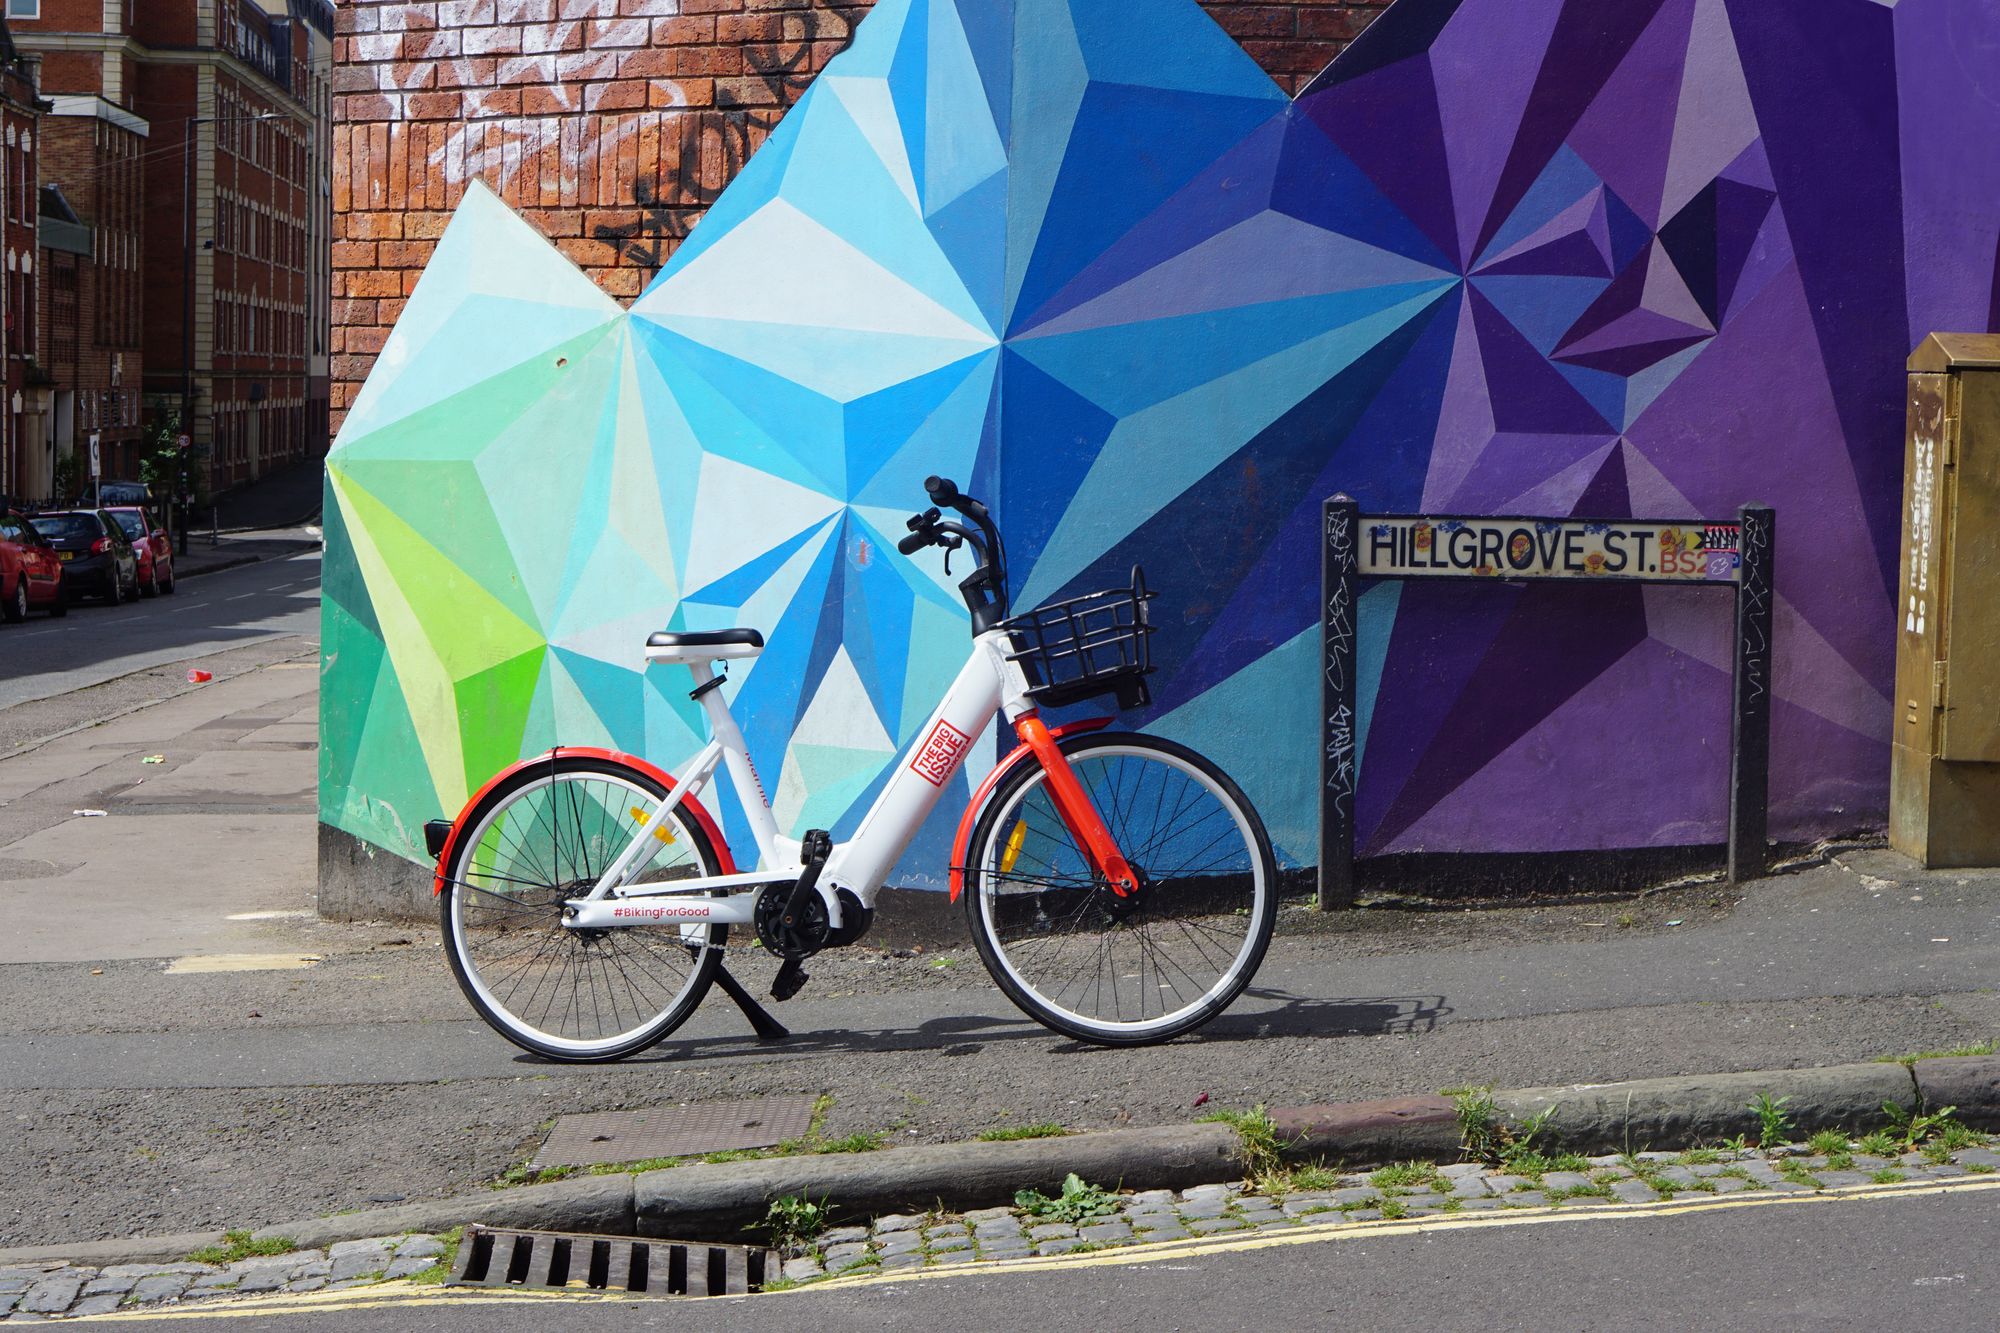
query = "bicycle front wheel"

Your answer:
(963, 732), (1276, 1046)
(439, 754), (727, 1062)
